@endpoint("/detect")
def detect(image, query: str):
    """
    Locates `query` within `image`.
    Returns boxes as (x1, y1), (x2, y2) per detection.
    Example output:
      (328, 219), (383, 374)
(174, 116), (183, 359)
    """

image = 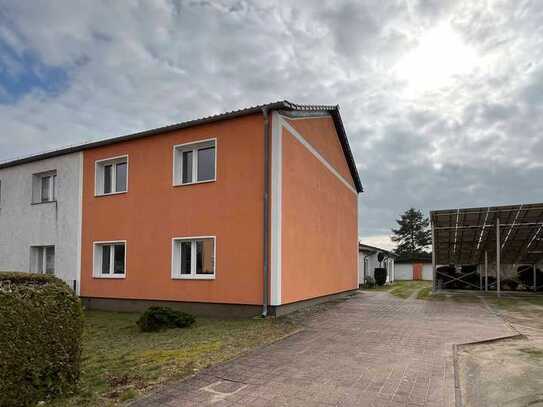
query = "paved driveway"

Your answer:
(132, 292), (513, 407)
